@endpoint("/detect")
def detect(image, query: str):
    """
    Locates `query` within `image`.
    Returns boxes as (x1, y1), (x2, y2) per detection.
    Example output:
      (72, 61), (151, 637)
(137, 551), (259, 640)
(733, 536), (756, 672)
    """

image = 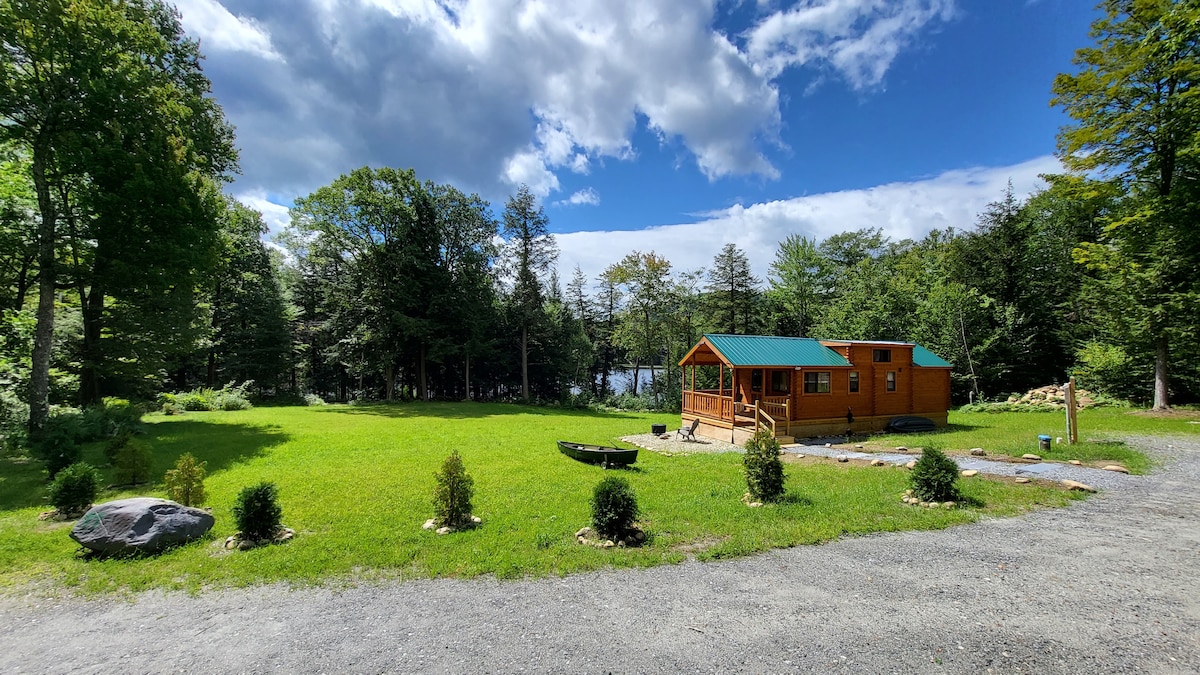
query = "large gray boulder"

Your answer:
(70, 498), (214, 554)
